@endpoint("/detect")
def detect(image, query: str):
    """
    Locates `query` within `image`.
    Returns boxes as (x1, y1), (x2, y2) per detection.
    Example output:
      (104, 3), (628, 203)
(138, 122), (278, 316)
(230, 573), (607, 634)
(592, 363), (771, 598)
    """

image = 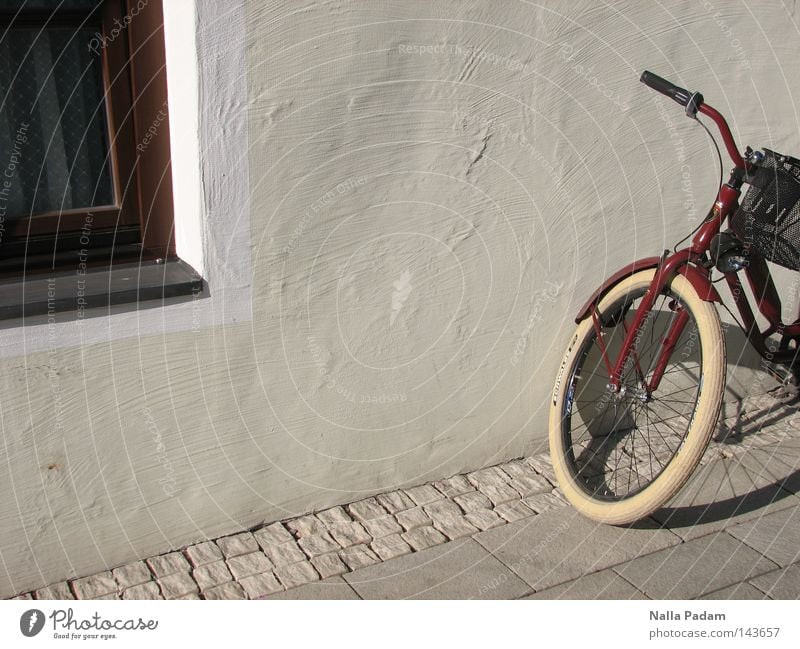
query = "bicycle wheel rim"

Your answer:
(560, 285), (704, 502)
